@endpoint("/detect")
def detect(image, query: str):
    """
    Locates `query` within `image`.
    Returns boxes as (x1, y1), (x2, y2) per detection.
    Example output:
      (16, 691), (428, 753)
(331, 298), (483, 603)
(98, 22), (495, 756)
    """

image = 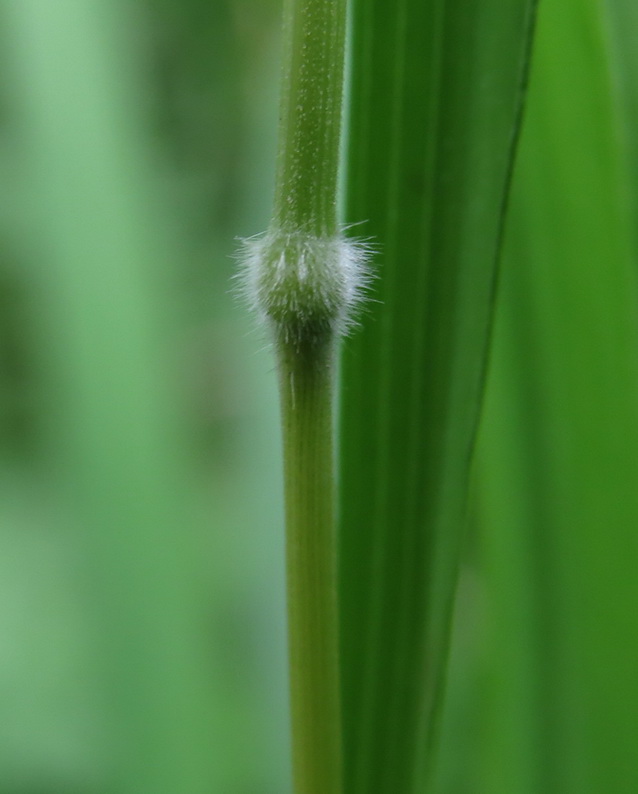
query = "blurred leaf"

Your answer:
(478, 0), (638, 791)
(338, 0), (537, 791)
